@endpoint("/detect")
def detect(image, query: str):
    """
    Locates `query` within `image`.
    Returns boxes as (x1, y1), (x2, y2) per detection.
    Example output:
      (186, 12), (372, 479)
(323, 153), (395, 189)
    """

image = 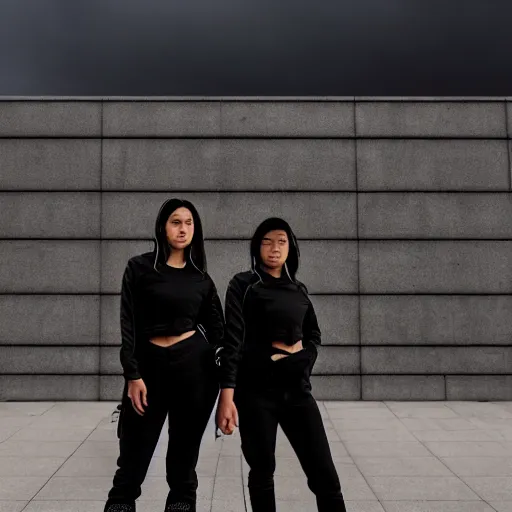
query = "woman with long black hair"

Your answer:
(104, 198), (224, 512)
(216, 217), (346, 512)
